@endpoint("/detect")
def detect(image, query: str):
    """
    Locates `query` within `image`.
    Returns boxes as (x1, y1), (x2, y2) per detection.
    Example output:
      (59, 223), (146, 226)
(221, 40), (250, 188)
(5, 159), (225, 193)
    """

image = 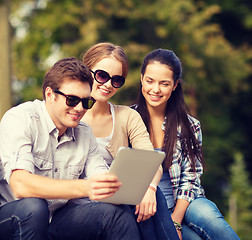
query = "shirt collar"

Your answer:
(41, 101), (75, 141)
(41, 100), (57, 134)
